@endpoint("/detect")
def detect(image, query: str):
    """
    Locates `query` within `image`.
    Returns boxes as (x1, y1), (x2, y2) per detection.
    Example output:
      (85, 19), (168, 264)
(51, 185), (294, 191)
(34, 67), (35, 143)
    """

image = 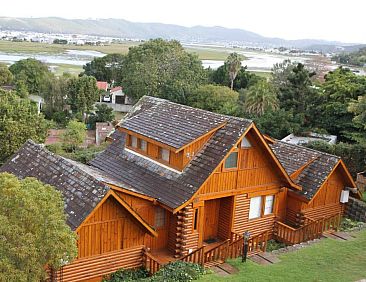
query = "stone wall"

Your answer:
(345, 197), (366, 222)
